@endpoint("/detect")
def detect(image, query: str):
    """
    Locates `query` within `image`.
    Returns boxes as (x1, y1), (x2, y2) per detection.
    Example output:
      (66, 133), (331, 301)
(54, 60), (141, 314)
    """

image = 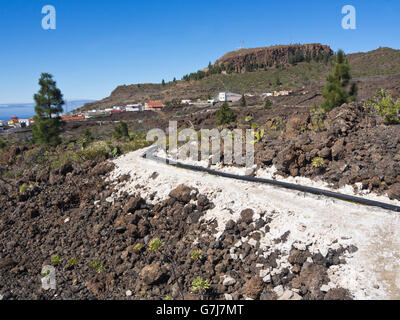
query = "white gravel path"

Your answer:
(107, 147), (400, 300)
